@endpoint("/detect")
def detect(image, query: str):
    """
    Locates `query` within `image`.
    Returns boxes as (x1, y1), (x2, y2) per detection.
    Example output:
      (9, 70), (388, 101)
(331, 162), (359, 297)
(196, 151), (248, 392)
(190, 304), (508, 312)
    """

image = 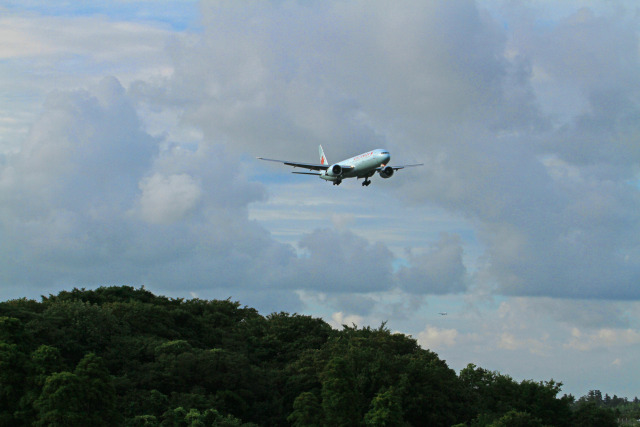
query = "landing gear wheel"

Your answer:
(362, 179), (371, 186)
